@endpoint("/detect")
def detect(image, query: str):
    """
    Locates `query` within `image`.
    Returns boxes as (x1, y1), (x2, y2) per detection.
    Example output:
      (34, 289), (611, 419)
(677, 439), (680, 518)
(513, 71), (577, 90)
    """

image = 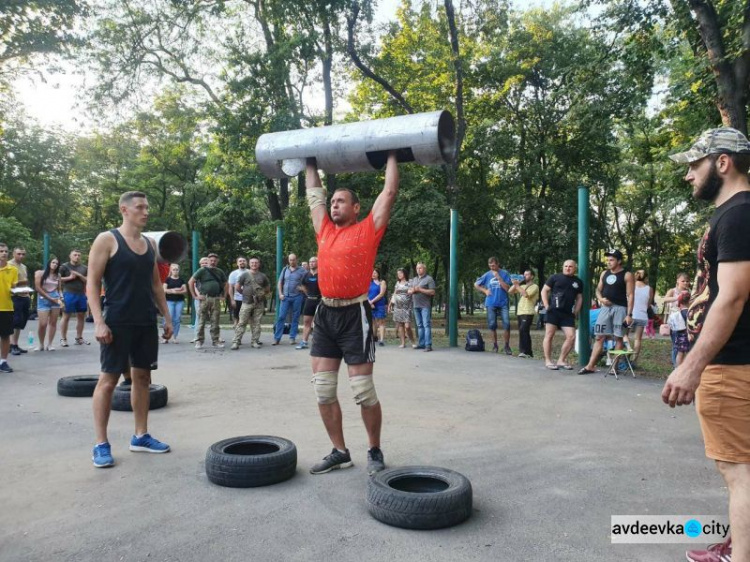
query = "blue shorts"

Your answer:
(487, 305), (510, 331)
(63, 292), (88, 313)
(38, 291), (62, 311)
